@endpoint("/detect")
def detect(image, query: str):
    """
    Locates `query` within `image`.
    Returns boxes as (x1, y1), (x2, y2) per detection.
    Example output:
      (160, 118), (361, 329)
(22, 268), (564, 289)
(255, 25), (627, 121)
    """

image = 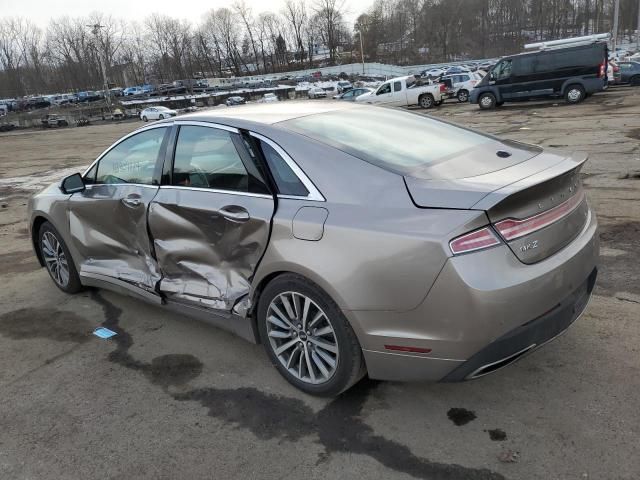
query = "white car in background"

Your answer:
(140, 106), (177, 122)
(308, 87), (327, 99)
(441, 73), (481, 102)
(262, 93), (279, 102)
(422, 68), (445, 78)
